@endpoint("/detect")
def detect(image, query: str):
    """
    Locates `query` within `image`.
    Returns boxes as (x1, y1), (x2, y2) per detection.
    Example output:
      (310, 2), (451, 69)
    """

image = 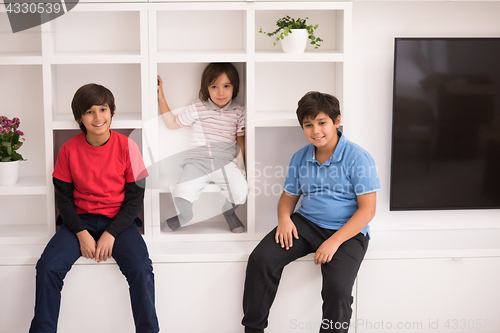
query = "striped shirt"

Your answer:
(174, 99), (245, 160)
